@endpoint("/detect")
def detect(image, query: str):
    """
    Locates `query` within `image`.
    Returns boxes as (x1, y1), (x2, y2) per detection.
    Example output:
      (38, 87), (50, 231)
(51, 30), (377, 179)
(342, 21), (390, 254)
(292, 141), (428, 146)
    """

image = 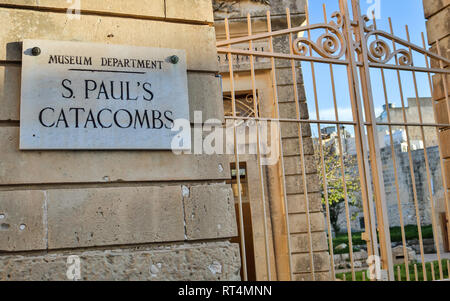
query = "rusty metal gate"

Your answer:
(216, 0), (450, 281)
